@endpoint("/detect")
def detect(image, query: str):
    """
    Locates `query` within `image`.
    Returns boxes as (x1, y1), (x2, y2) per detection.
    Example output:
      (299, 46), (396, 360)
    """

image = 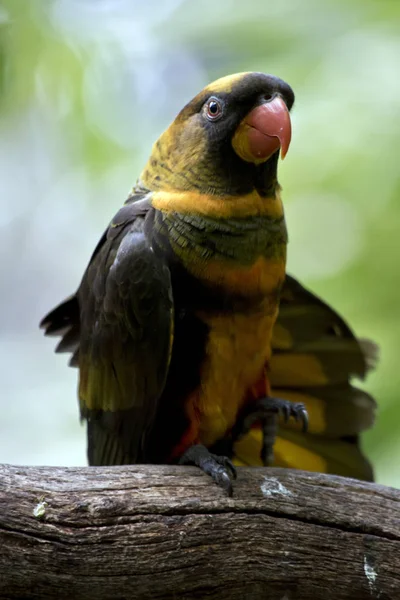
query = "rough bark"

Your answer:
(0, 464), (399, 600)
